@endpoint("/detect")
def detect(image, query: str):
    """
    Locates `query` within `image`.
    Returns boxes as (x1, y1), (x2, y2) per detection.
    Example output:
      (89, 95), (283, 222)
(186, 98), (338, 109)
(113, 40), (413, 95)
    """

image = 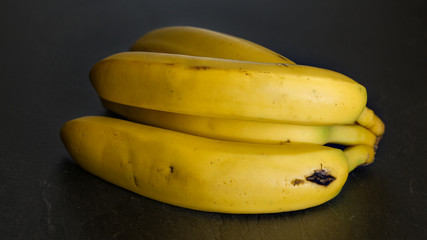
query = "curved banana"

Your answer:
(102, 99), (377, 147)
(356, 107), (385, 136)
(343, 145), (375, 172)
(130, 26), (295, 64)
(60, 116), (360, 214)
(90, 52), (367, 125)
